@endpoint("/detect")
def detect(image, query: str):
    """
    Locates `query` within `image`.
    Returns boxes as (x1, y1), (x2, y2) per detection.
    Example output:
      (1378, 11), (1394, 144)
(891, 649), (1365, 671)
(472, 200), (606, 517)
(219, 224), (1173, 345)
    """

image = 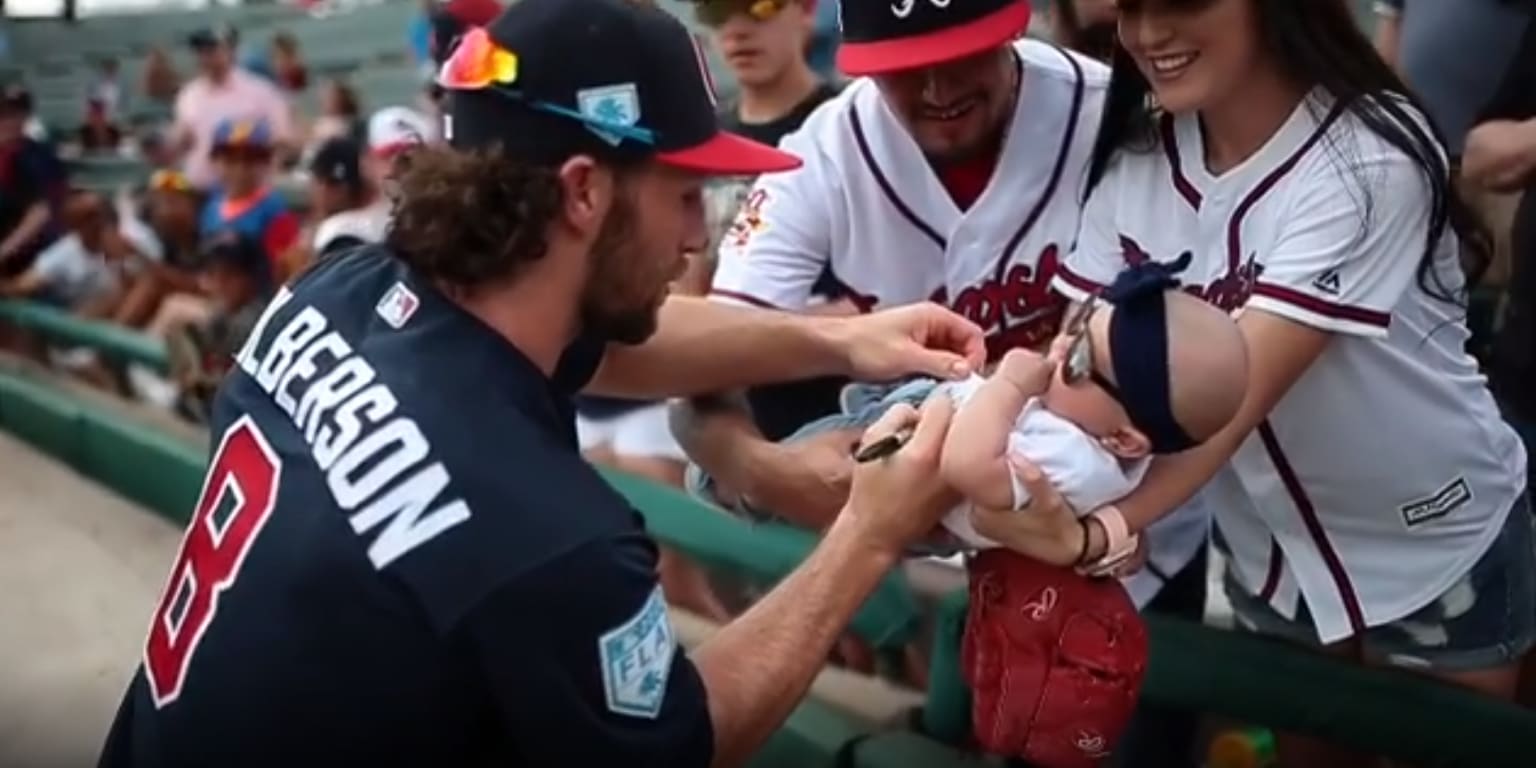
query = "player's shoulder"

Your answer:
(1014, 38), (1111, 93)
